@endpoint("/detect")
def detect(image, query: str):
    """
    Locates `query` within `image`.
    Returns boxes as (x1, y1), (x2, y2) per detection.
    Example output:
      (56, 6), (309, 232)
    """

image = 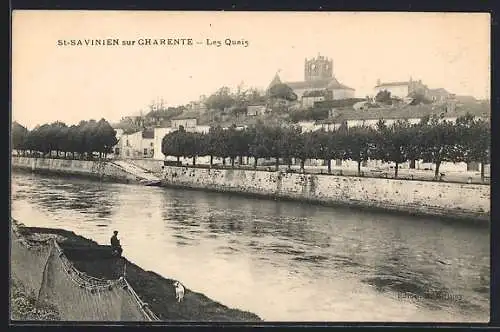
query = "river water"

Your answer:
(10, 171), (490, 322)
